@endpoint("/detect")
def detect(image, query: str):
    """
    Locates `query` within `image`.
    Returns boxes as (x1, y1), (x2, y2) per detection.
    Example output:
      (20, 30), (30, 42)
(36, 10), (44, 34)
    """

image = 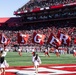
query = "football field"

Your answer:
(4, 52), (76, 75)
(6, 52), (76, 66)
